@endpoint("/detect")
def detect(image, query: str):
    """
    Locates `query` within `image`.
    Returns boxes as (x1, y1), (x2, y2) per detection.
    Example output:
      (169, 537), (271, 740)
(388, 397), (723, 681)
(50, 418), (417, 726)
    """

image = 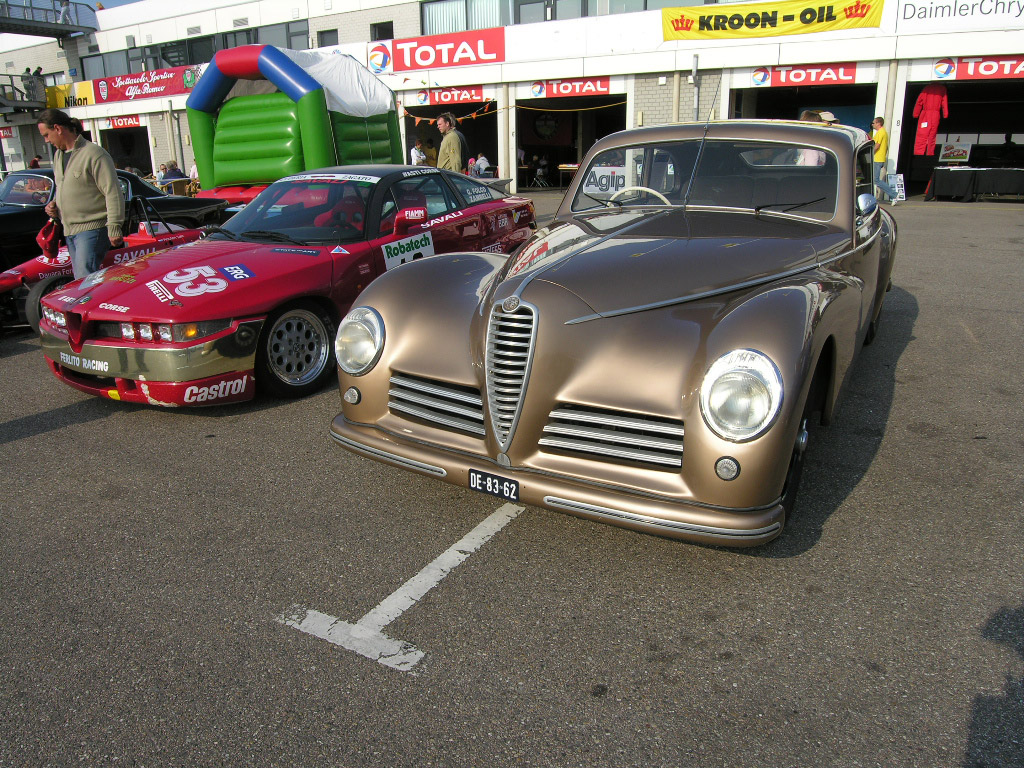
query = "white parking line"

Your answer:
(276, 502), (524, 673)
